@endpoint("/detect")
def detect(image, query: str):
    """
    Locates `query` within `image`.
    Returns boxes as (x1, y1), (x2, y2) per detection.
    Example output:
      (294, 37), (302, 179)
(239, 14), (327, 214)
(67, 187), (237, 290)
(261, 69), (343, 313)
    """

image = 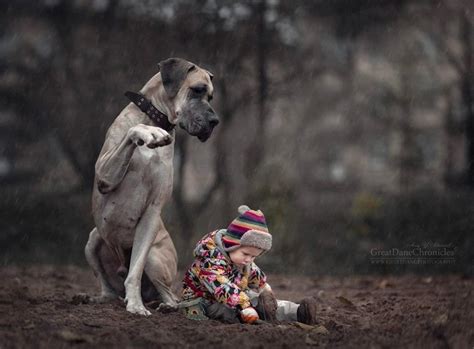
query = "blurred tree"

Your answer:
(1, 0), (472, 273)
(244, 0), (268, 184)
(420, 2), (474, 186)
(459, 10), (474, 186)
